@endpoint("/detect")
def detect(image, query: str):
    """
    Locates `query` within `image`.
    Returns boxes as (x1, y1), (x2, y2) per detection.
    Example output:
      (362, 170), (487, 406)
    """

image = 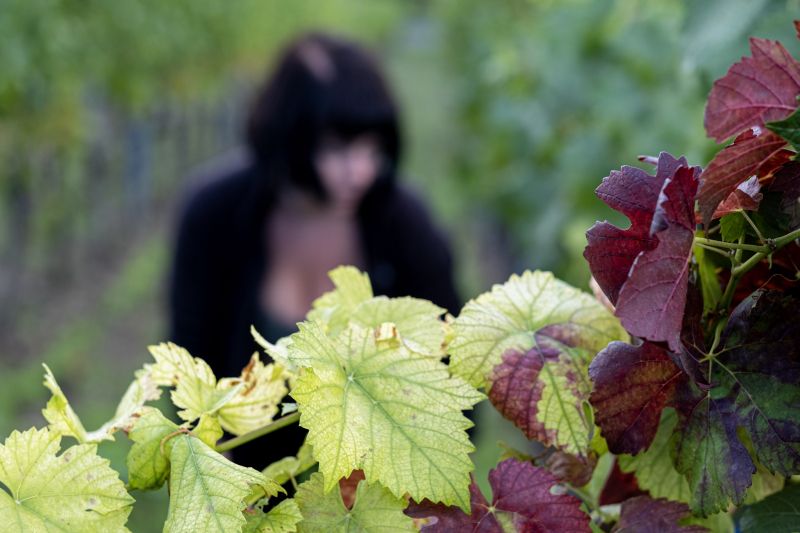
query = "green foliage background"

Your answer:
(1, 0), (799, 530)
